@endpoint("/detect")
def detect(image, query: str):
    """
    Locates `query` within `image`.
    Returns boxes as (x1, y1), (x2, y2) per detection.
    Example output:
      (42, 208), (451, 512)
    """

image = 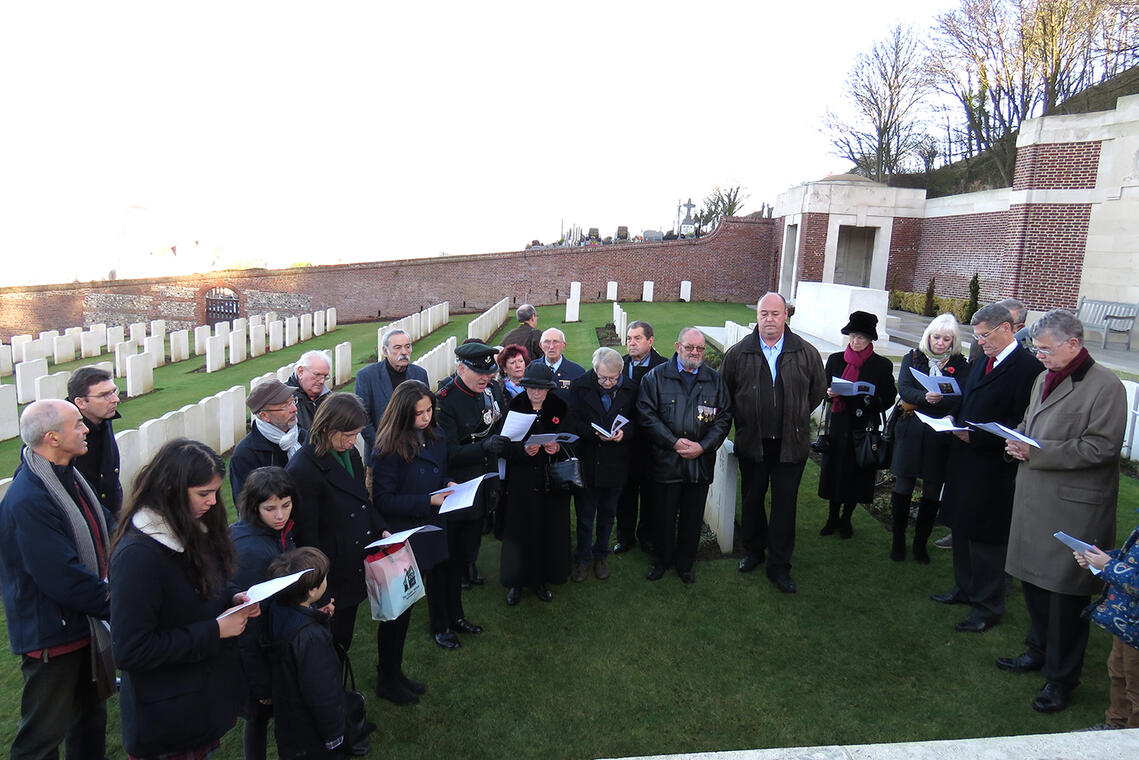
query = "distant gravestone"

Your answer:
(106, 325), (124, 348)
(644, 229), (663, 243)
(228, 385), (247, 447)
(199, 395), (222, 452)
(92, 362), (114, 377)
(569, 281), (581, 301)
(169, 330), (190, 362)
(606, 281), (618, 301)
(334, 342), (351, 386)
(680, 280), (692, 302)
(206, 335), (226, 373)
(214, 321), (230, 343)
(265, 311), (278, 324)
(0, 345), (11, 377)
(81, 331), (102, 359)
(300, 314), (313, 341)
(138, 418), (166, 462)
(126, 353), (154, 397)
(150, 319), (166, 341)
(22, 339), (47, 363)
(10, 335), (31, 362)
(65, 327), (83, 345)
(115, 429), (142, 501)
(180, 403), (205, 444)
(642, 281), (654, 302)
(15, 358), (47, 404)
(216, 390), (235, 452)
(326, 308), (337, 331)
(232, 318), (248, 334)
(144, 335), (165, 368)
(90, 324), (108, 349)
(38, 330), (59, 344)
(565, 298), (580, 323)
(113, 340), (138, 379)
(228, 329), (247, 365)
(53, 336), (76, 365)
(0, 385), (17, 440)
(285, 317), (299, 347)
(250, 315), (263, 329)
(129, 322), (146, 345)
(161, 410), (186, 441)
(269, 320), (284, 352)
(34, 371), (70, 401)
(314, 310), (326, 337)
(250, 325), (266, 358)
(194, 325), (211, 356)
